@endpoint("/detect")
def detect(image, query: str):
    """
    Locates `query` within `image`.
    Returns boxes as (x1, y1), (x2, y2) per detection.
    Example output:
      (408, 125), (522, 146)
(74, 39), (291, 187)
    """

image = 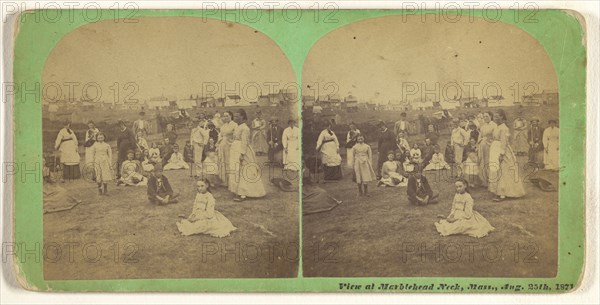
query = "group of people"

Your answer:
(48, 108), (300, 238)
(313, 109), (560, 238)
